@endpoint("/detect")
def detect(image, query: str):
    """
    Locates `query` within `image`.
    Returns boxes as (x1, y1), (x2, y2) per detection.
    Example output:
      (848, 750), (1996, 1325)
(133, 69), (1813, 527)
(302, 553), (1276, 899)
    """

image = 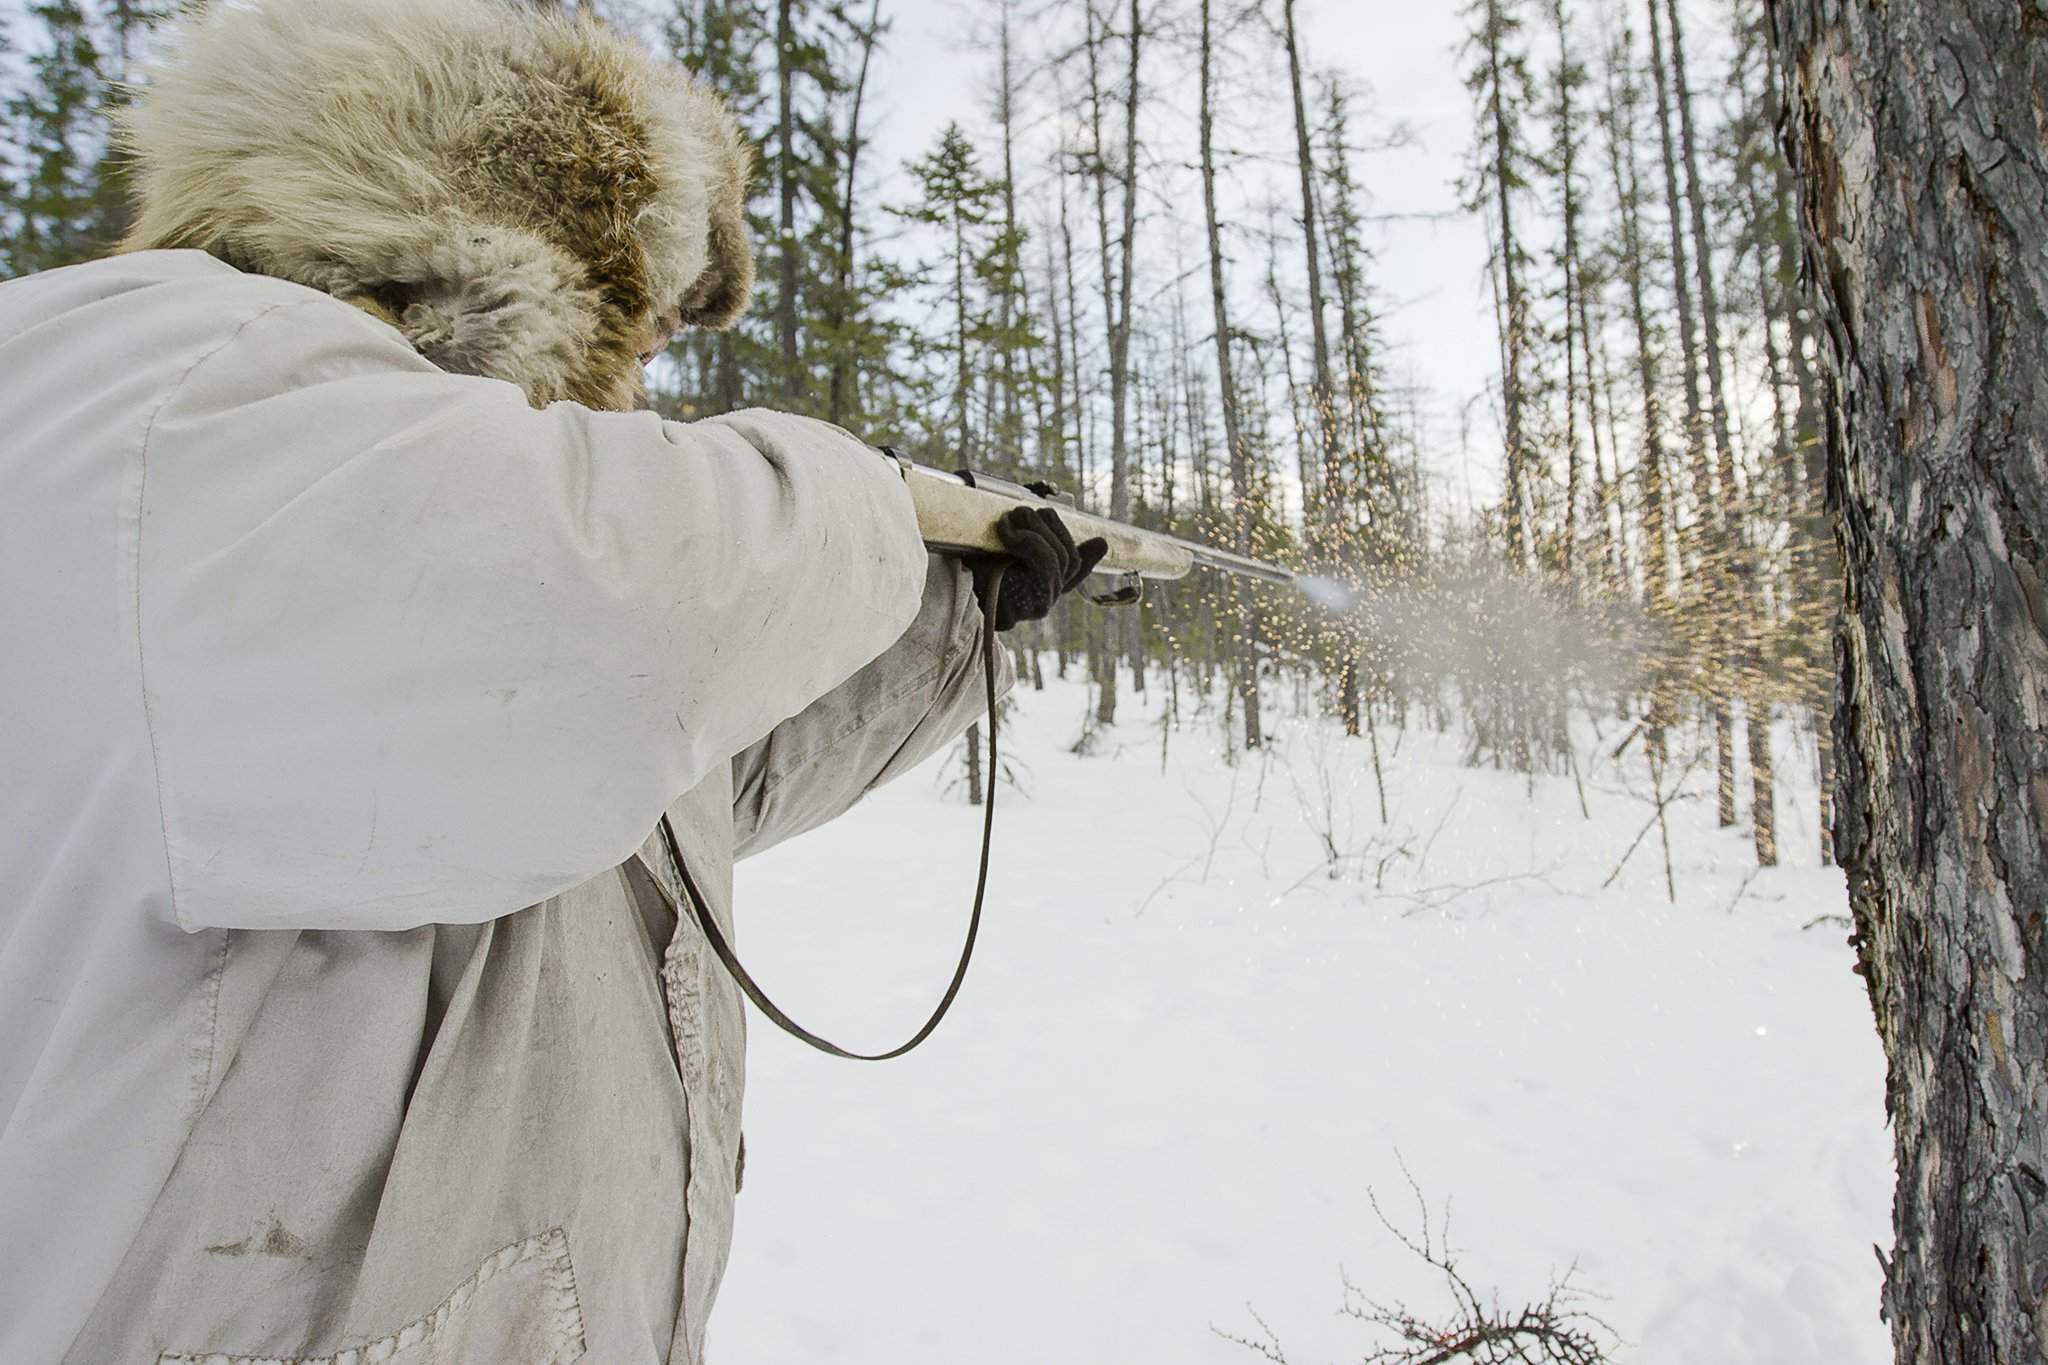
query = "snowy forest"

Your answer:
(0, 0), (1831, 880)
(8, 1), (2041, 1363)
